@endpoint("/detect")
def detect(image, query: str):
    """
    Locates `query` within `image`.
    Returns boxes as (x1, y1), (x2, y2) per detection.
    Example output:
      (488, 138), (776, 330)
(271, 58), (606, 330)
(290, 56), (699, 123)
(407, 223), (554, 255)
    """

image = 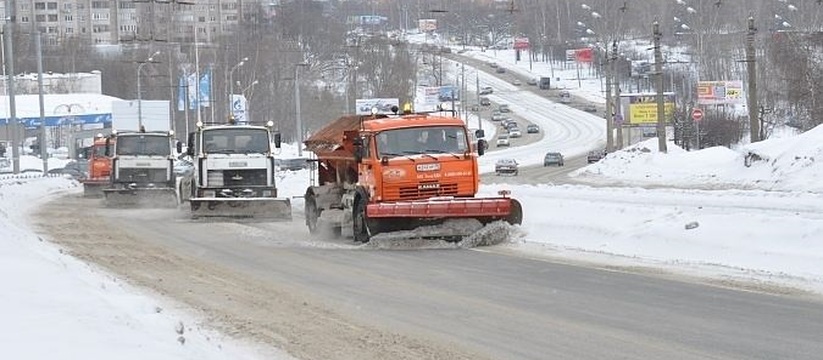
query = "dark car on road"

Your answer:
(543, 152), (564, 167)
(495, 158), (519, 176)
(479, 87), (494, 95)
(495, 67), (506, 74)
(527, 124), (540, 134)
(587, 150), (605, 164)
(279, 158), (309, 171)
